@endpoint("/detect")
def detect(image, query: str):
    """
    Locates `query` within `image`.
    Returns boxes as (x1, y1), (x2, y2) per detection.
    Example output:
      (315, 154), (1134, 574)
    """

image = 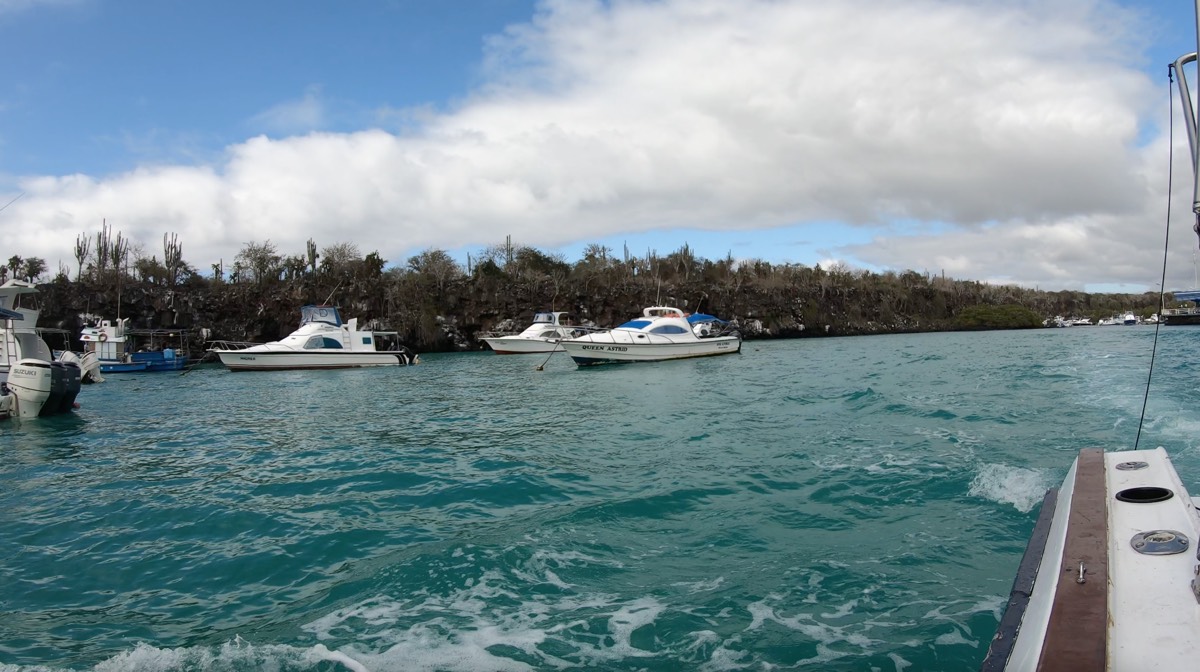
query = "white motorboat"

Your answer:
(210, 304), (418, 371)
(481, 311), (591, 354)
(980, 13), (1200, 670)
(1122, 312), (1137, 325)
(0, 280), (92, 419)
(558, 306), (740, 365)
